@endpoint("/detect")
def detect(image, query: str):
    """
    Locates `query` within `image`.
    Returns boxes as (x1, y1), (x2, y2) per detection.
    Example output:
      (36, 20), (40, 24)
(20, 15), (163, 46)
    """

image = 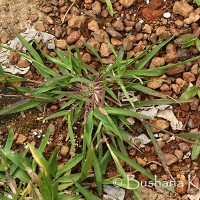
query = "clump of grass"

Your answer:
(1, 30), (200, 199)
